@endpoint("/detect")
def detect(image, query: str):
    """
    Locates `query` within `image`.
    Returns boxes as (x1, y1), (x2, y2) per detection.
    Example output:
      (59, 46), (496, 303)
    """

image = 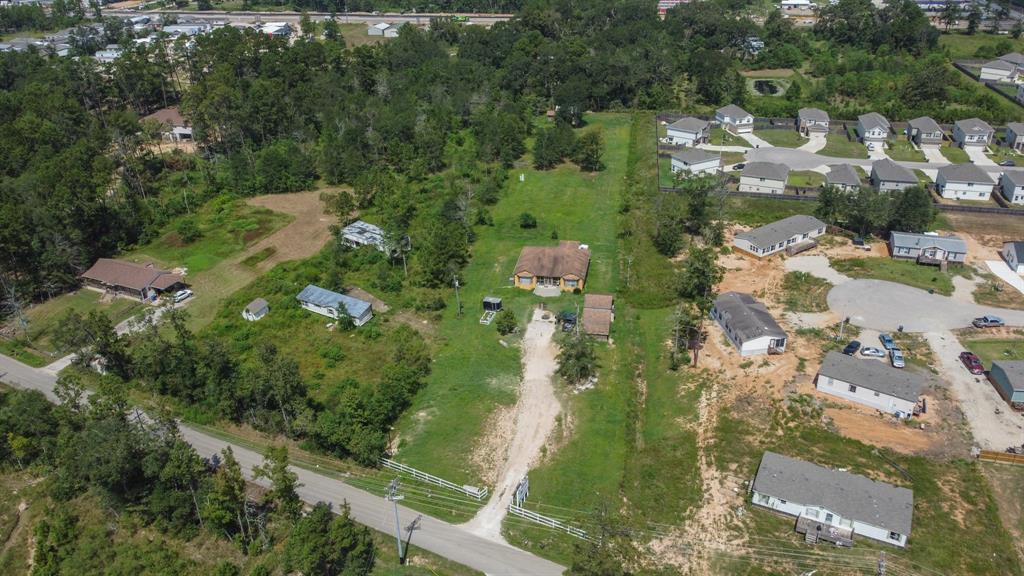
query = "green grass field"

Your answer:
(818, 134), (869, 159)
(392, 113), (630, 486)
(914, 169), (933, 184)
(986, 146), (1024, 165)
(887, 140), (926, 162)
(960, 336), (1024, 366)
(939, 32), (1024, 59)
(780, 271), (832, 312)
(787, 170), (824, 188)
(755, 129), (807, 148)
(940, 144), (971, 163)
(831, 257), (960, 295)
(725, 197), (815, 227)
(710, 127), (749, 147)
(5, 290), (145, 358)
